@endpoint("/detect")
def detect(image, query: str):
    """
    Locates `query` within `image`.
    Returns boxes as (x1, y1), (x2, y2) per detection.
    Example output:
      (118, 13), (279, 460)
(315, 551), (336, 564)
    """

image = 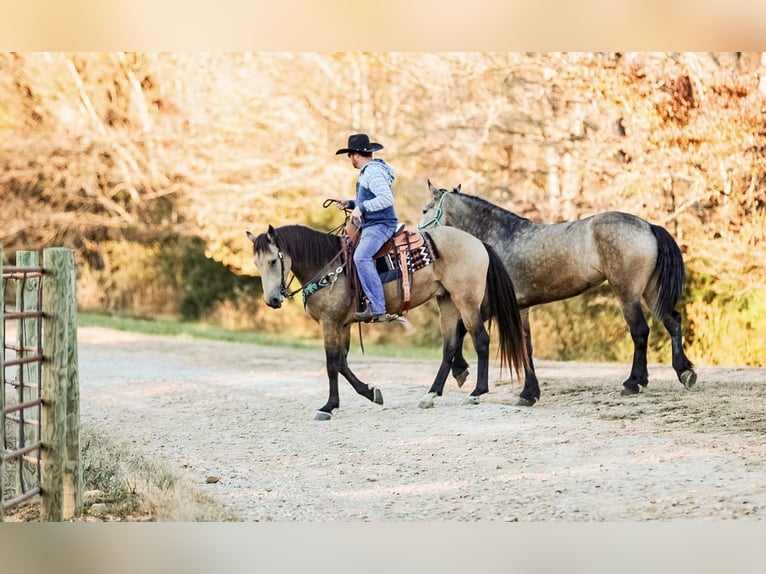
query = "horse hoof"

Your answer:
(680, 370), (697, 389)
(453, 370), (469, 388)
(373, 387), (384, 405)
(314, 410), (333, 421)
(462, 396), (480, 406)
(418, 392), (437, 409)
(516, 397), (536, 407)
(620, 386), (640, 396)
